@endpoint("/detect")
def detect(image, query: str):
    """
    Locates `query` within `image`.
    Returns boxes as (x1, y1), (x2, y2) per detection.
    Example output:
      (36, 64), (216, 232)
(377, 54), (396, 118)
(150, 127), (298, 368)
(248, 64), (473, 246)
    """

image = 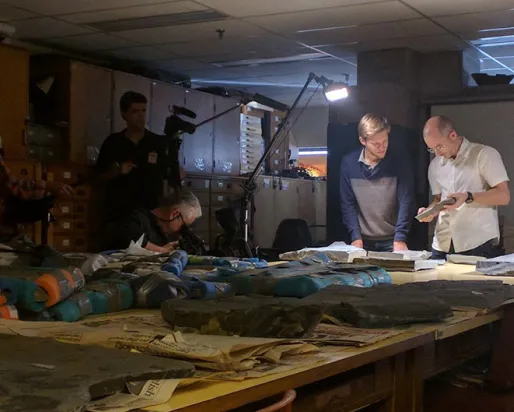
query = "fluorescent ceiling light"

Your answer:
(298, 150), (328, 156)
(213, 52), (328, 67)
(482, 67), (511, 72)
(477, 34), (514, 42)
(295, 25), (357, 33)
(479, 41), (514, 47)
(479, 26), (514, 33)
